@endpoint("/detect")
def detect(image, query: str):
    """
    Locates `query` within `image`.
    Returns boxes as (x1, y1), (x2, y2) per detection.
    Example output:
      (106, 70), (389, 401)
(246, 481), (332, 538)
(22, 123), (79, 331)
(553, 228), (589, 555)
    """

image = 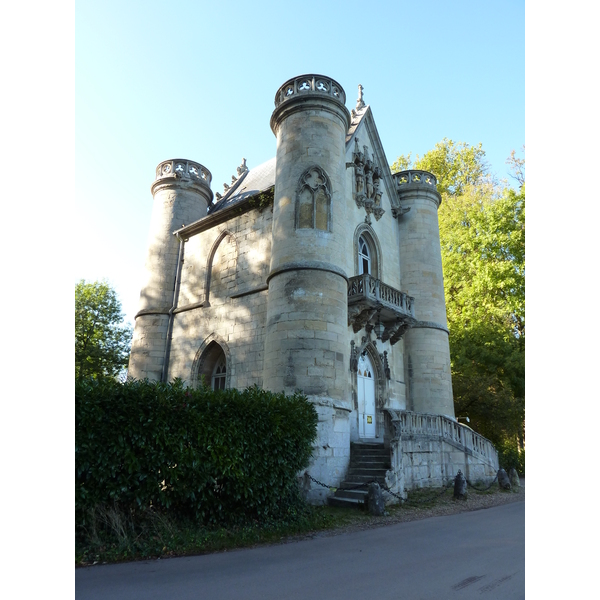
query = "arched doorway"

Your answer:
(357, 353), (376, 438)
(193, 339), (229, 390)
